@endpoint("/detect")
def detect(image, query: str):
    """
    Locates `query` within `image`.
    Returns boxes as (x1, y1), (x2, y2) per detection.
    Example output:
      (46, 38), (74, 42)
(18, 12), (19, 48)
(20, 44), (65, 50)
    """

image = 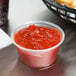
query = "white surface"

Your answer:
(0, 29), (12, 50)
(8, 0), (51, 35)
